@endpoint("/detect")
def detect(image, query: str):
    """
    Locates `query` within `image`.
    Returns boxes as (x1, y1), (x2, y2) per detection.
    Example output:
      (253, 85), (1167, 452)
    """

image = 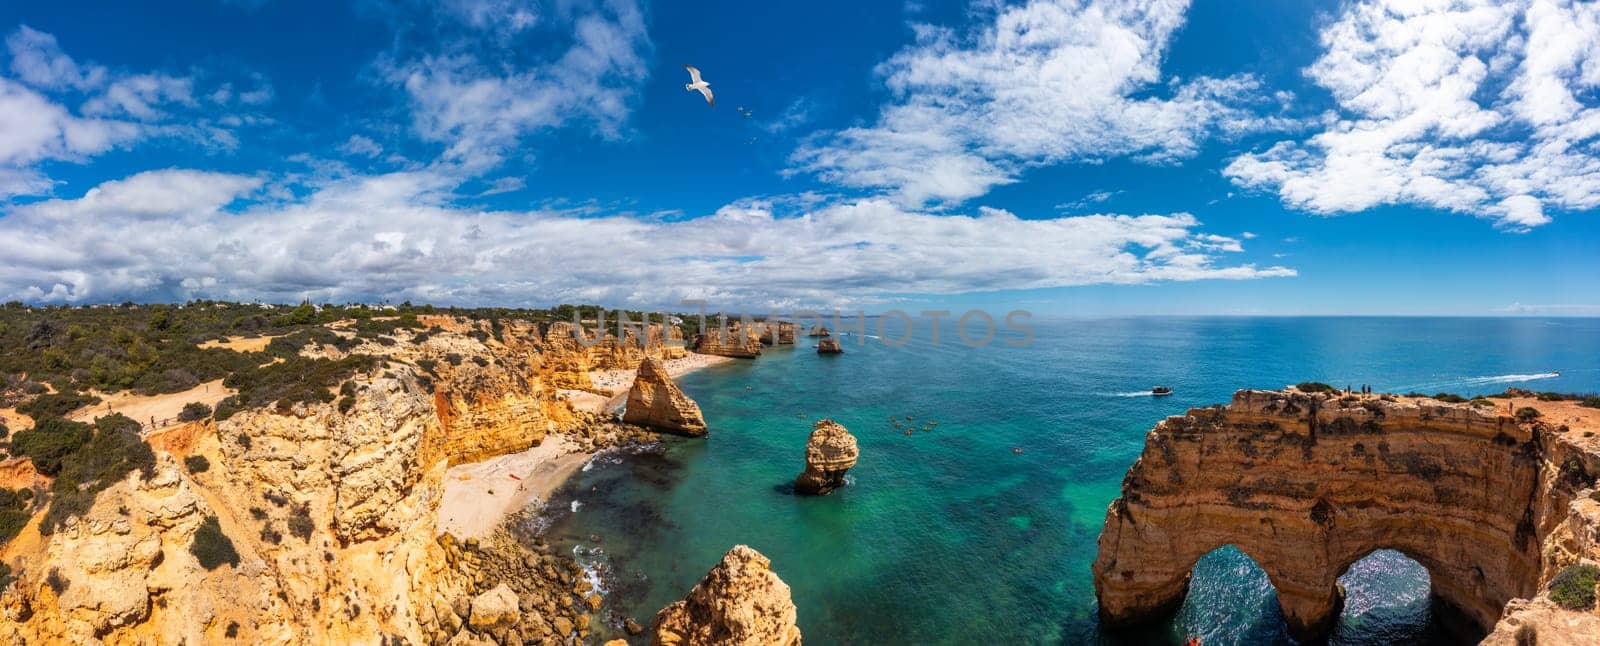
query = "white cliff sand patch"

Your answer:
(68, 379), (235, 432)
(437, 435), (591, 540)
(557, 389), (612, 415)
(197, 335), (278, 353)
(587, 351), (734, 411)
(0, 407), (32, 432)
